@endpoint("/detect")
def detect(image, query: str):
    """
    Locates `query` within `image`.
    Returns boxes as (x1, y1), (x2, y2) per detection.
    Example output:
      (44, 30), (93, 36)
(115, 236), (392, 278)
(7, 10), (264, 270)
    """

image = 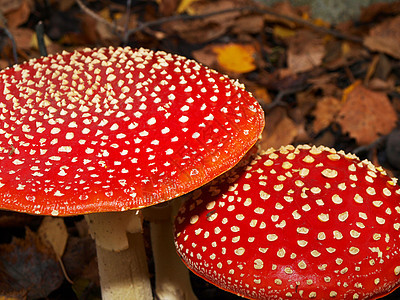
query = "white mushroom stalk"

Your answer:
(144, 198), (197, 300)
(85, 211), (152, 299)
